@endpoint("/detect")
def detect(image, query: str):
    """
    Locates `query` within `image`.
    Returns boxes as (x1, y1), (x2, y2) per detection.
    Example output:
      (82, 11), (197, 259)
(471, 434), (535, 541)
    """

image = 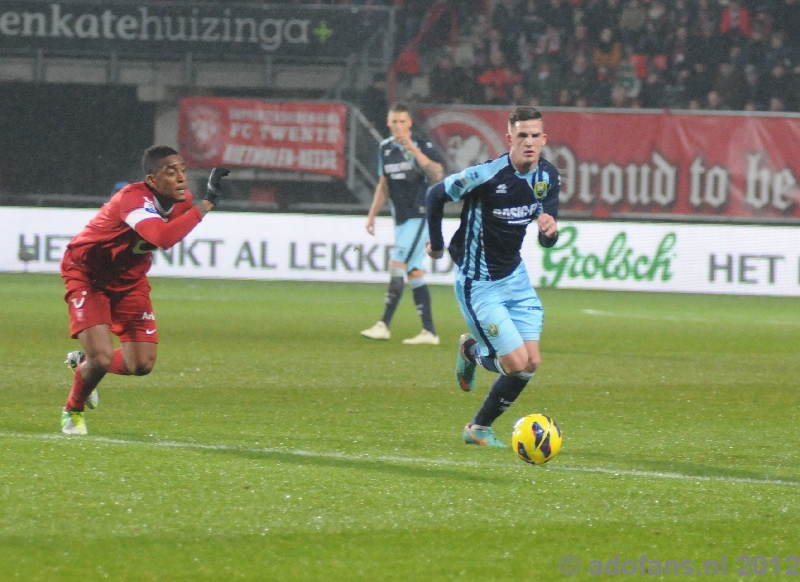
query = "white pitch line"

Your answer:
(2, 432), (799, 488)
(581, 309), (800, 326)
(554, 465), (800, 488)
